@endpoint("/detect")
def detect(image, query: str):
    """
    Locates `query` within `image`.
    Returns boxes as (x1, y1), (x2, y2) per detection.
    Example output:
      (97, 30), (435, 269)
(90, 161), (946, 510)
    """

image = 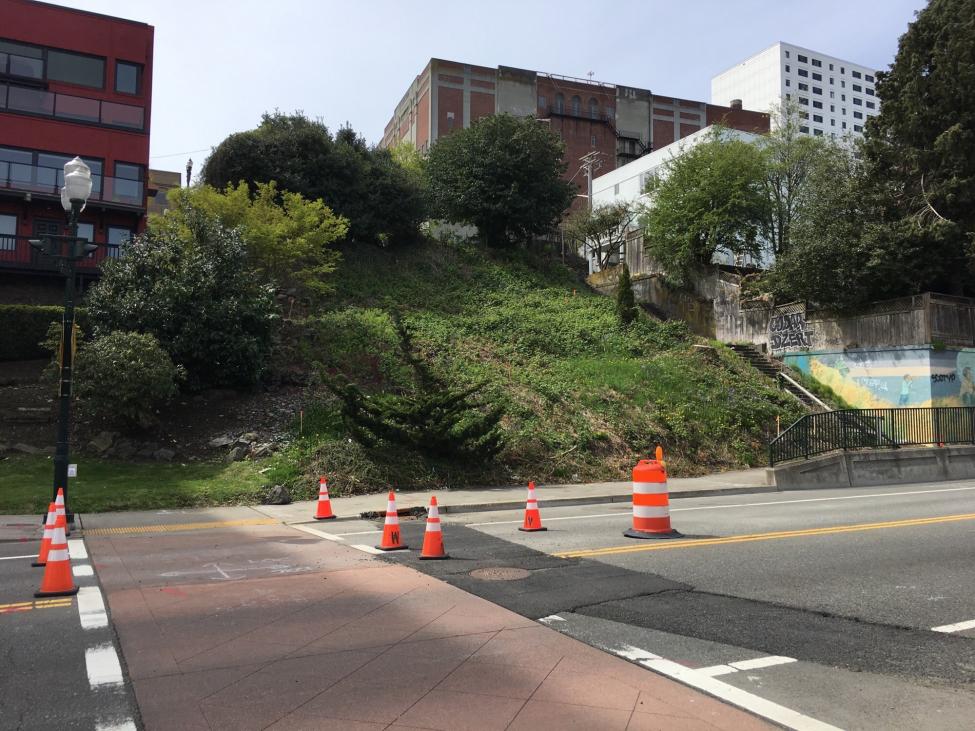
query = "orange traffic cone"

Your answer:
(33, 502), (57, 567)
(54, 487), (69, 535)
(624, 456), (681, 539)
(376, 491), (408, 551)
(518, 481), (547, 532)
(35, 514), (78, 598)
(419, 496), (449, 560)
(314, 476), (336, 520)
